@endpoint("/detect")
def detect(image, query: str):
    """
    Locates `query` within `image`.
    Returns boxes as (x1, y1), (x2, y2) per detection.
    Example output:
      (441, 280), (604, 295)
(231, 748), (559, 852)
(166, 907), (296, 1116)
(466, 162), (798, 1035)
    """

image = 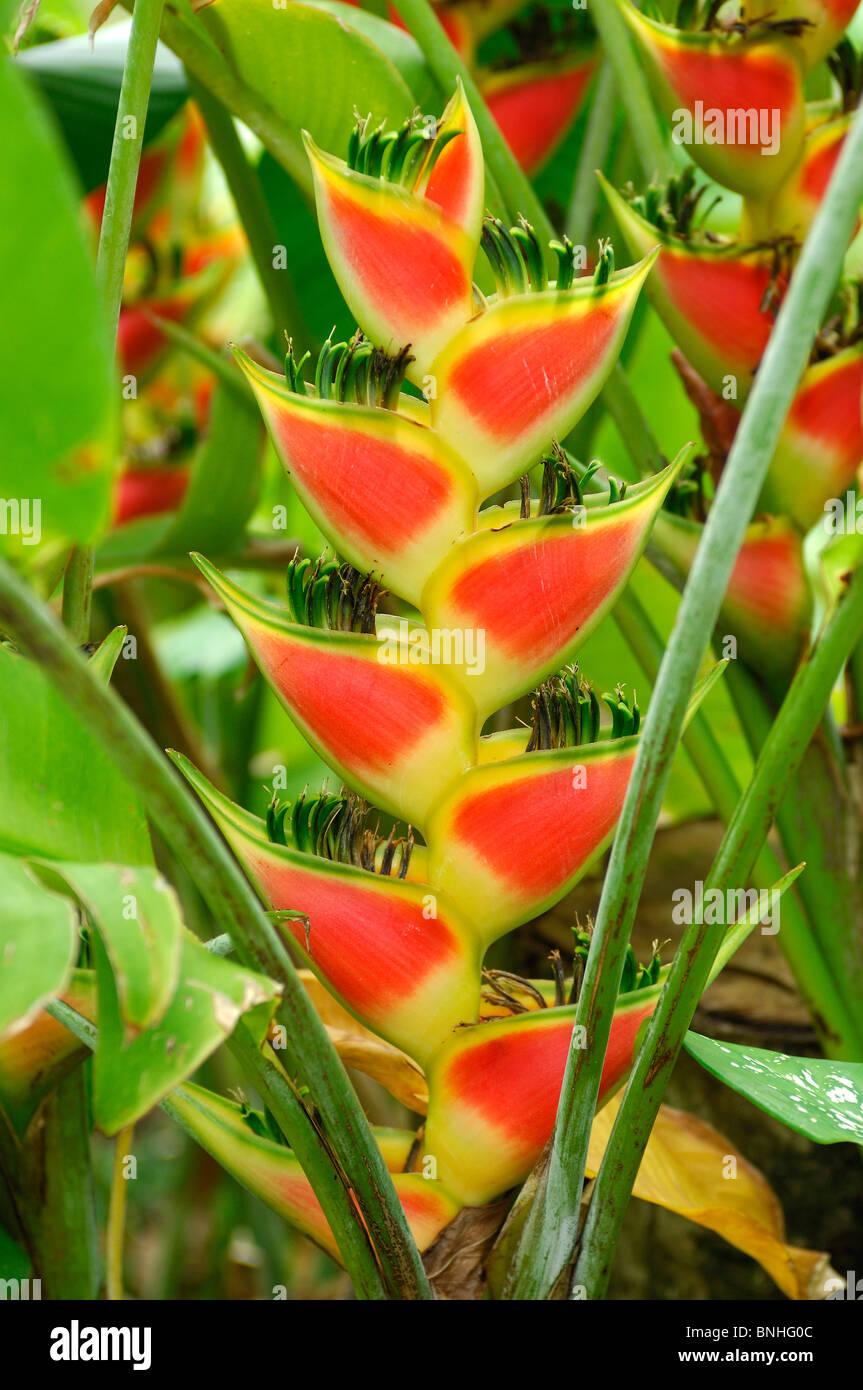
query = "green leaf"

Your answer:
(684, 1032), (863, 1145)
(154, 381), (264, 557)
(18, 23), (188, 194)
(92, 929), (280, 1133)
(309, 1), (441, 110)
(0, 853), (78, 1038)
(0, 55), (117, 554)
(0, 644), (152, 865)
(33, 862), (184, 1034)
(87, 625), (128, 683)
(199, 0), (416, 151)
